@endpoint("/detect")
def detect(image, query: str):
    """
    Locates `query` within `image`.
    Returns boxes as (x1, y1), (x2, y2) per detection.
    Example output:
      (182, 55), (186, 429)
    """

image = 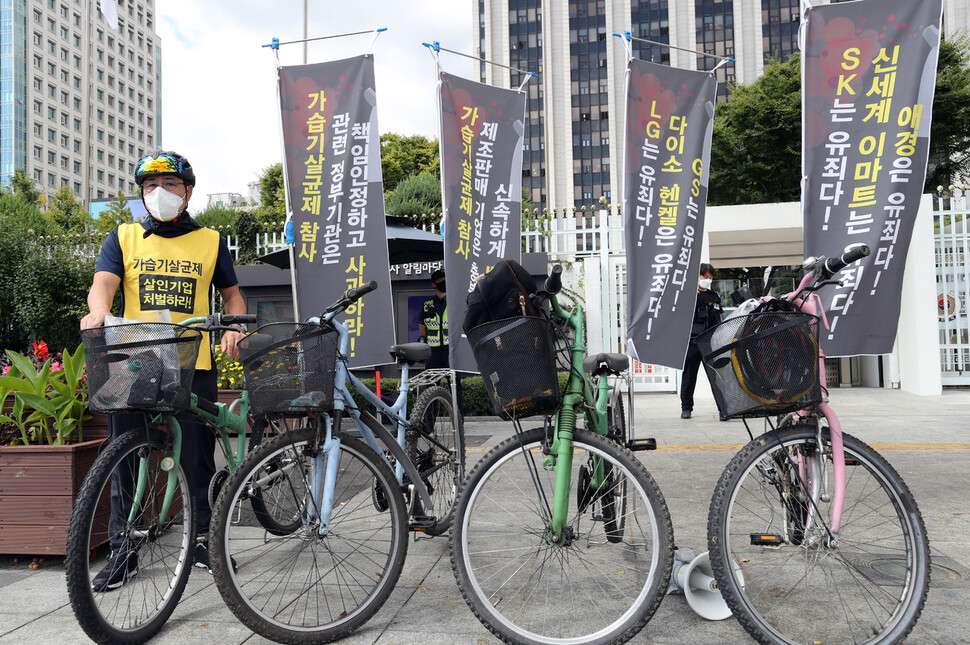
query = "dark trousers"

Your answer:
(108, 369), (217, 549)
(426, 346), (464, 413)
(680, 342), (703, 412)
